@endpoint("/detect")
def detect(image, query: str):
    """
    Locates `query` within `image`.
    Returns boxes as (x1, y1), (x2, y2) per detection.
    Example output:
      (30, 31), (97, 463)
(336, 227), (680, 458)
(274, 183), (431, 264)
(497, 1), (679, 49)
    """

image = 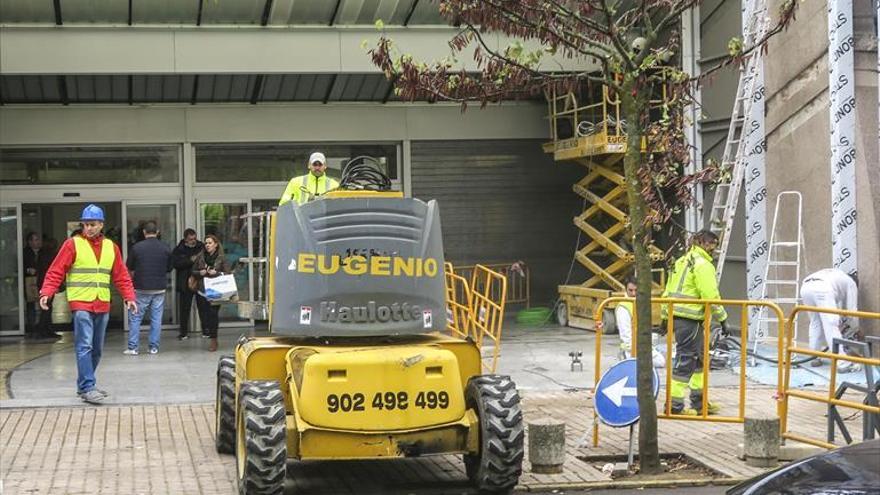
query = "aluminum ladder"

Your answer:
(709, 0), (771, 281)
(752, 191), (805, 365)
